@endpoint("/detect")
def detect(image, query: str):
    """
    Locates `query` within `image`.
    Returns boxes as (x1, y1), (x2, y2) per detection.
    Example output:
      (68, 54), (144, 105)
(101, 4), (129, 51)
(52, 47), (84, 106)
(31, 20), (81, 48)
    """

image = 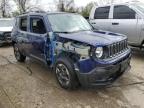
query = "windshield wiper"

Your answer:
(54, 31), (70, 34)
(71, 29), (92, 33)
(54, 30), (92, 34)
